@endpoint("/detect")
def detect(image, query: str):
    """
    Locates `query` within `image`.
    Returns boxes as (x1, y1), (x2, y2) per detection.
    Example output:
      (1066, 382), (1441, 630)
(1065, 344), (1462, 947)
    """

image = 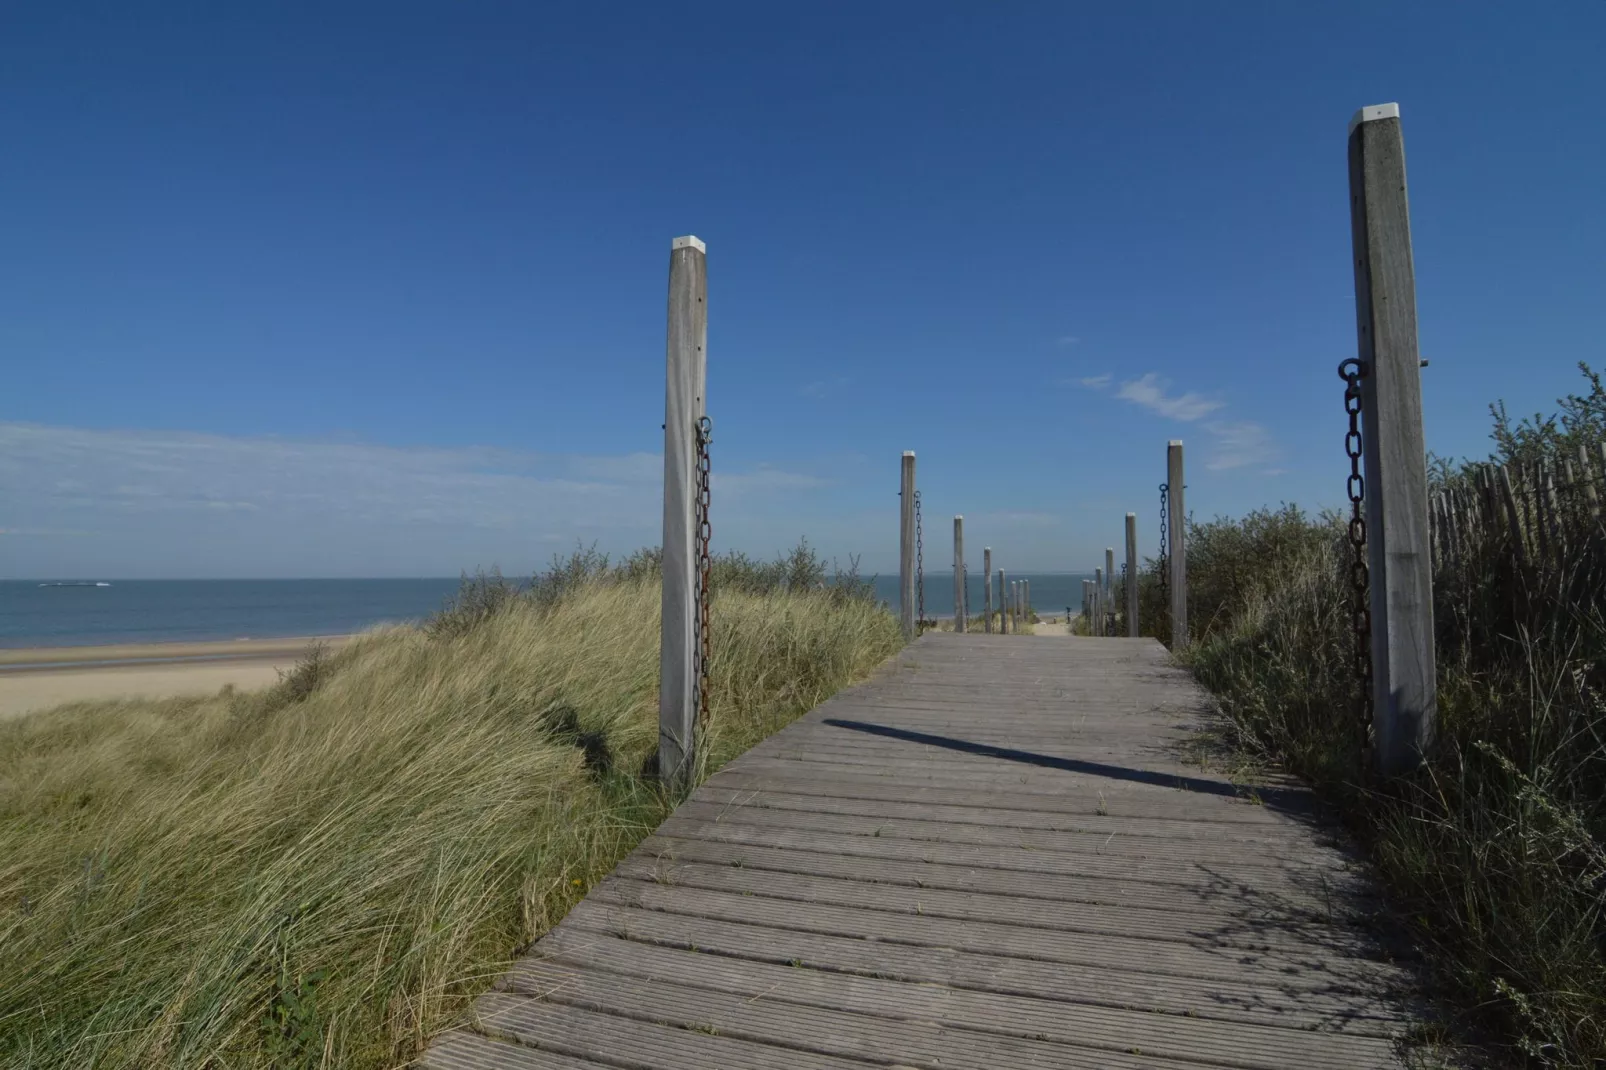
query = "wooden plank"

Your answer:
(1347, 104), (1435, 775)
(507, 957), (1398, 1070)
(473, 993), (865, 1070)
(579, 881), (1402, 993)
(542, 911), (1405, 1035)
(658, 235), (707, 788)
